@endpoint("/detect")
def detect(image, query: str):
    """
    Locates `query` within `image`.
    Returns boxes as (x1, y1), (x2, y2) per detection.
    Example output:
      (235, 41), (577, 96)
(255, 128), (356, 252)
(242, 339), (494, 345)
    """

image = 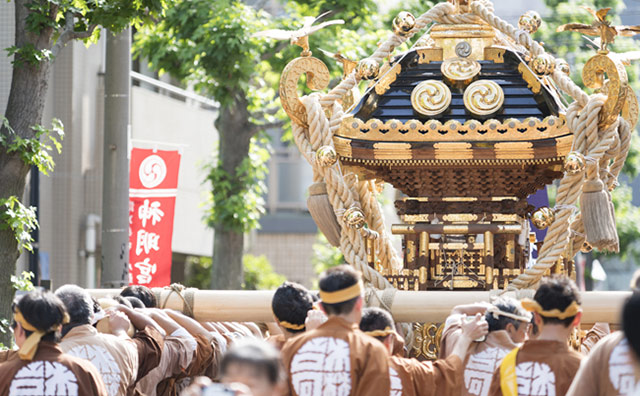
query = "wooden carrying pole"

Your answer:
(88, 289), (631, 325)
